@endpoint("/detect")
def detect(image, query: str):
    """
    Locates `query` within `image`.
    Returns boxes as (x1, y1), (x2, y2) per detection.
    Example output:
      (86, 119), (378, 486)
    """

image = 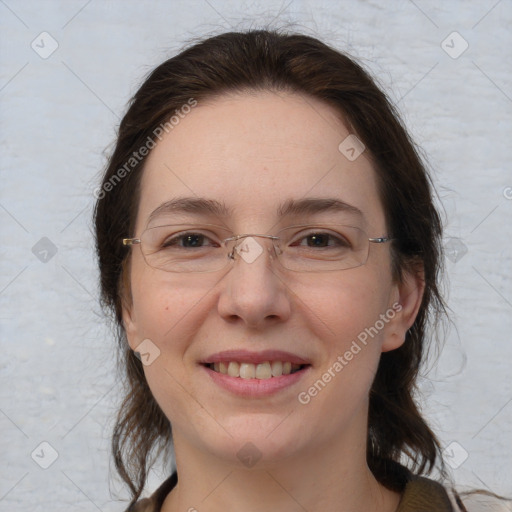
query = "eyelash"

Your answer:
(293, 232), (350, 248)
(162, 232), (218, 249)
(161, 230), (351, 249)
